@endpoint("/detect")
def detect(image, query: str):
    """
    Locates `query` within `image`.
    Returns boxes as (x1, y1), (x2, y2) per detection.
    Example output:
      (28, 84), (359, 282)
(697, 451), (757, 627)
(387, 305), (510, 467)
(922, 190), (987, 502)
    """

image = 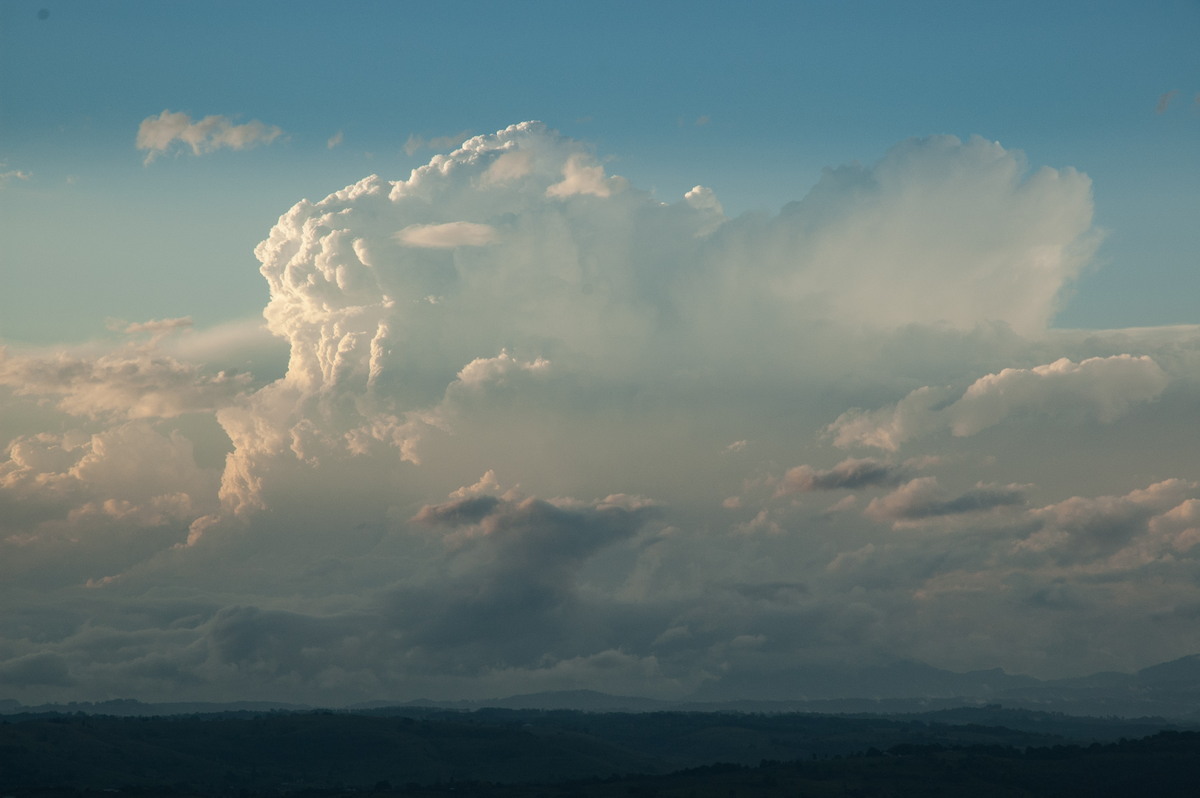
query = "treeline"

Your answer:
(0, 708), (1196, 797)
